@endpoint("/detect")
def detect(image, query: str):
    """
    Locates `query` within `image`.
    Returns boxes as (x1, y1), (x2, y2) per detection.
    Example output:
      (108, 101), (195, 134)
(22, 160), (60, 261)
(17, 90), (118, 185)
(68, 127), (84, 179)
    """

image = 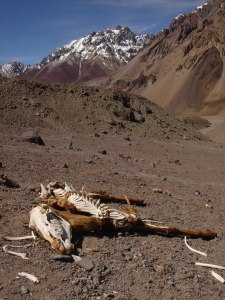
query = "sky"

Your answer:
(0, 0), (205, 65)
